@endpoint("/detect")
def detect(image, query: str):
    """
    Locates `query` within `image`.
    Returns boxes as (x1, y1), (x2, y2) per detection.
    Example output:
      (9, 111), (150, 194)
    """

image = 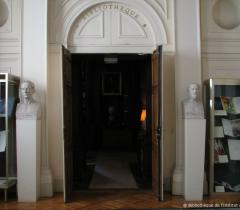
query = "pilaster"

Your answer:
(22, 0), (53, 197)
(172, 0), (202, 195)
